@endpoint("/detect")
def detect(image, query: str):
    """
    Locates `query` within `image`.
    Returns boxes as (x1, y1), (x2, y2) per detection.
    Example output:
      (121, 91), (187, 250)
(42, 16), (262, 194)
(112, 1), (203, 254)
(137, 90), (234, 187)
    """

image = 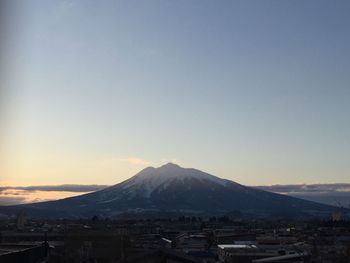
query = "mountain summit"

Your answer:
(0, 164), (339, 219)
(119, 163), (229, 198)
